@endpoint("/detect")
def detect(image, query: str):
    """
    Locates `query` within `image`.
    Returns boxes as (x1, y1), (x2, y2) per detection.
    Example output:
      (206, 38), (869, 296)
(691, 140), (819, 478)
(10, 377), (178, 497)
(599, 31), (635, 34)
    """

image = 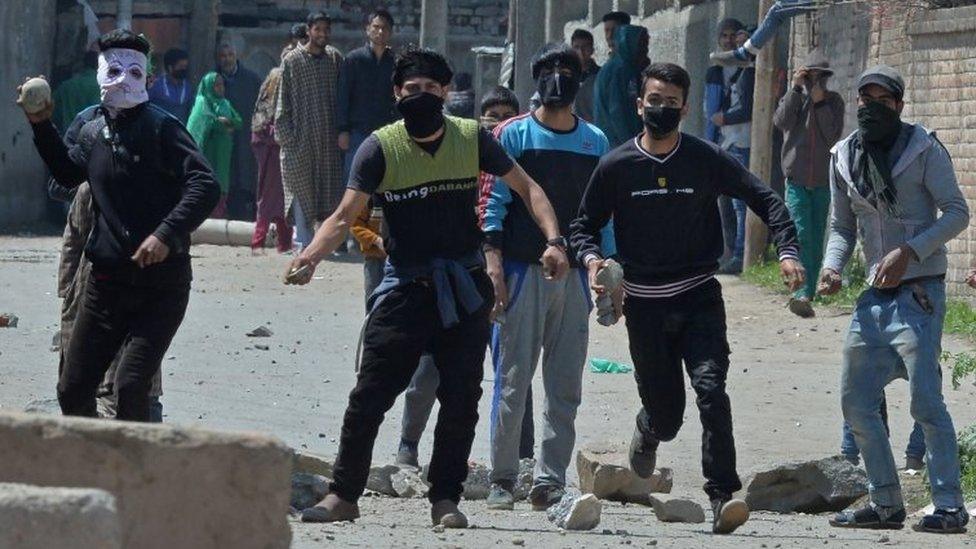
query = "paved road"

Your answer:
(2, 237), (976, 547)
